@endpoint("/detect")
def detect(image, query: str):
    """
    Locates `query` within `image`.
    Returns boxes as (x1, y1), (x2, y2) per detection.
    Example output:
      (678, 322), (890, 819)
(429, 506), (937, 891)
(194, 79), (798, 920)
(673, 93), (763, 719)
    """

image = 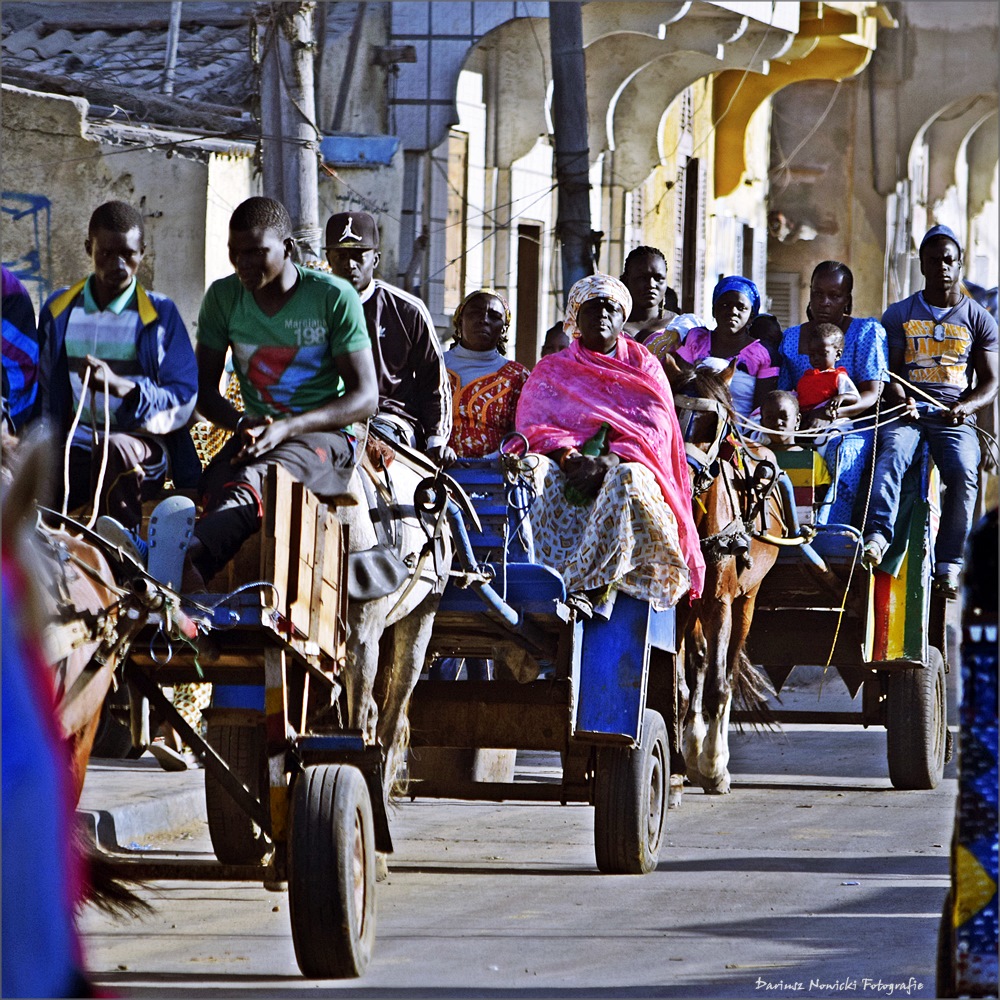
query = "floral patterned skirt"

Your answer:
(528, 458), (690, 611)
